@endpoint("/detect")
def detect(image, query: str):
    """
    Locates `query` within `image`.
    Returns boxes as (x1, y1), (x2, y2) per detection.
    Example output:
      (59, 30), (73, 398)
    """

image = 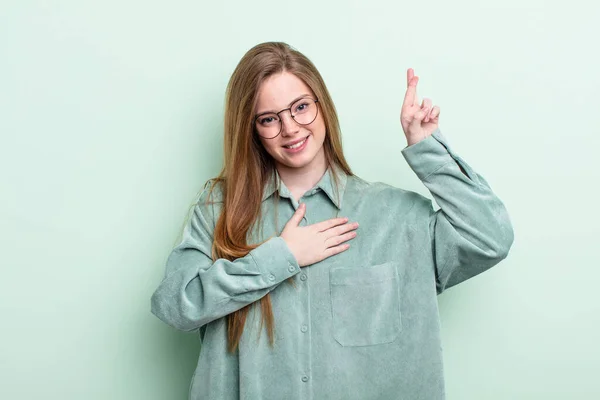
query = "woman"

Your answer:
(151, 42), (514, 400)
